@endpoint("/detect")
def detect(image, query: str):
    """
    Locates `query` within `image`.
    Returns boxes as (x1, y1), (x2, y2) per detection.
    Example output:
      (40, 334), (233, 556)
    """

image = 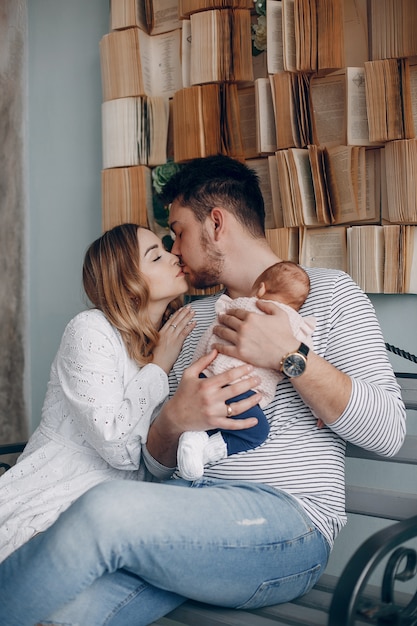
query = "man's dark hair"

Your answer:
(160, 155), (266, 237)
